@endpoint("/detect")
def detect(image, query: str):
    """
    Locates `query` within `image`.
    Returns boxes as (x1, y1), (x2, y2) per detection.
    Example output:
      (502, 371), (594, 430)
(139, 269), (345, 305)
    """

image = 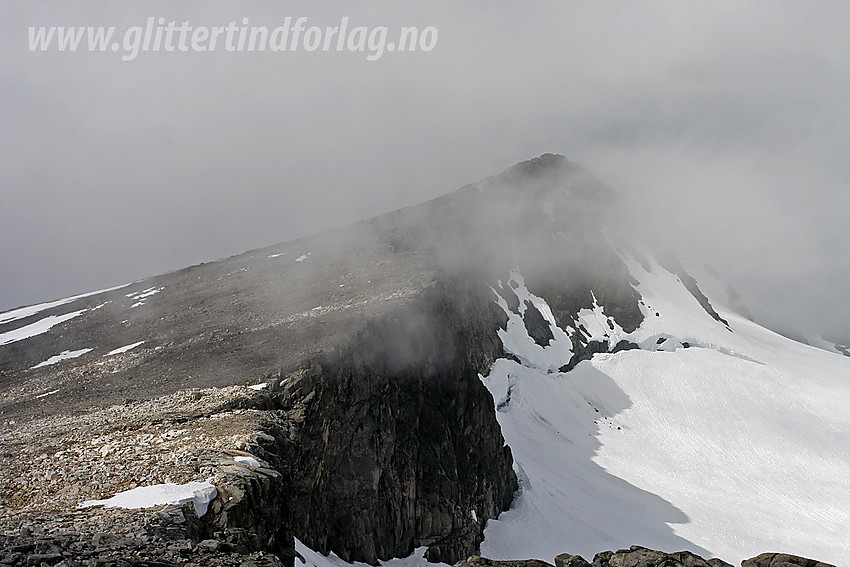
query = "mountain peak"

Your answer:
(511, 152), (569, 174)
(1, 156), (849, 567)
